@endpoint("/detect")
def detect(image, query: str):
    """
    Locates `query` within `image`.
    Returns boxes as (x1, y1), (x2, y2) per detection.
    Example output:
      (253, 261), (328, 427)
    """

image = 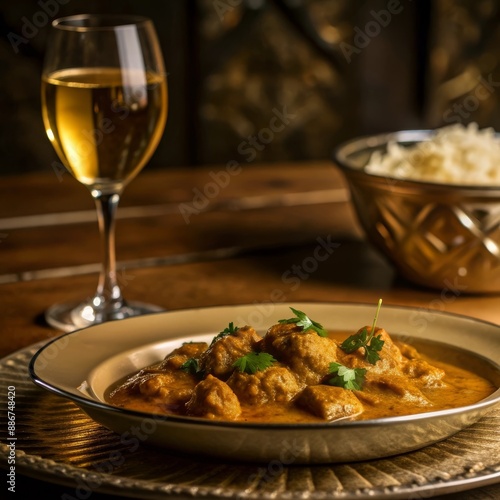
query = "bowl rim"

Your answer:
(332, 128), (500, 192)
